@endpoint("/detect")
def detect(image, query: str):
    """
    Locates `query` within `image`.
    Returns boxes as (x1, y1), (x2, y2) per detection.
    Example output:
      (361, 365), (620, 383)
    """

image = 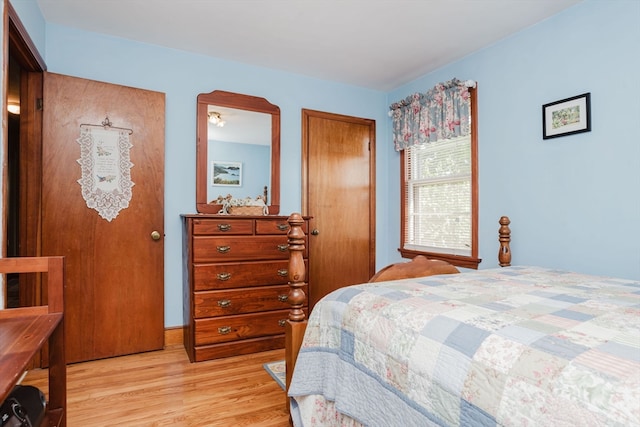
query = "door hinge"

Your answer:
(36, 98), (43, 111)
